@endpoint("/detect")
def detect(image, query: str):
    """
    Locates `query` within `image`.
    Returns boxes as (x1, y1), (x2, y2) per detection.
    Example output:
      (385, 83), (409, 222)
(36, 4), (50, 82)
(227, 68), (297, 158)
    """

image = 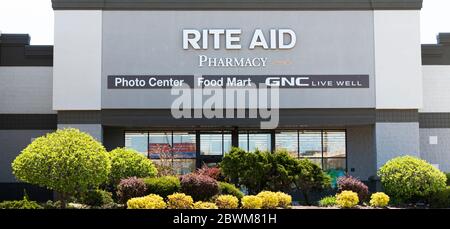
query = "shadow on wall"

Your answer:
(0, 183), (53, 202)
